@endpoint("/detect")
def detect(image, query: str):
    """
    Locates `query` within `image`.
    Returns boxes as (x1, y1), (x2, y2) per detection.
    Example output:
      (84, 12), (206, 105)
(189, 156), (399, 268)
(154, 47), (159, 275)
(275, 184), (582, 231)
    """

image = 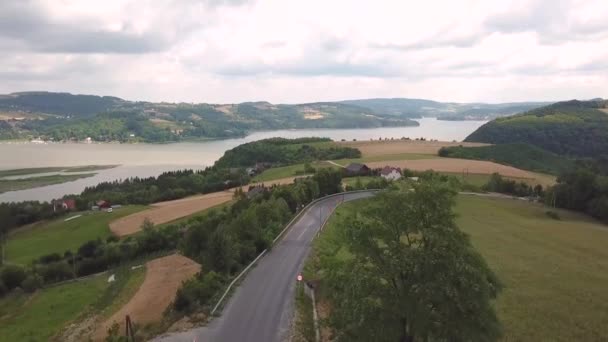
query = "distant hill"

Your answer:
(341, 98), (550, 120)
(465, 100), (608, 158)
(0, 92), (417, 142)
